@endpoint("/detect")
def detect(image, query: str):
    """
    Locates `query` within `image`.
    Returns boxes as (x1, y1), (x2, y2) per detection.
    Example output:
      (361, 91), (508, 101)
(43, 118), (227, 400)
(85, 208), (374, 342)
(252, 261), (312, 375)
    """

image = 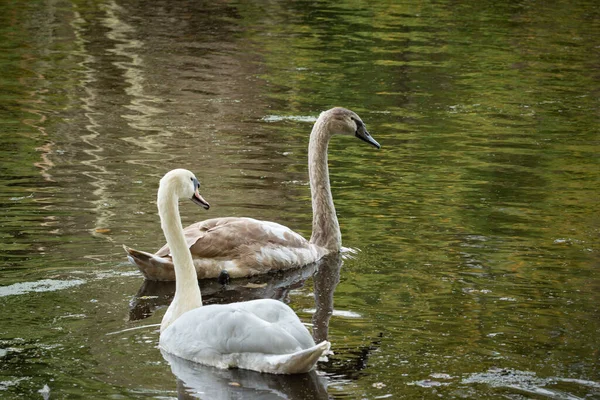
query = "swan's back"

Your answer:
(147, 217), (324, 278)
(159, 299), (328, 373)
(156, 217), (311, 258)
